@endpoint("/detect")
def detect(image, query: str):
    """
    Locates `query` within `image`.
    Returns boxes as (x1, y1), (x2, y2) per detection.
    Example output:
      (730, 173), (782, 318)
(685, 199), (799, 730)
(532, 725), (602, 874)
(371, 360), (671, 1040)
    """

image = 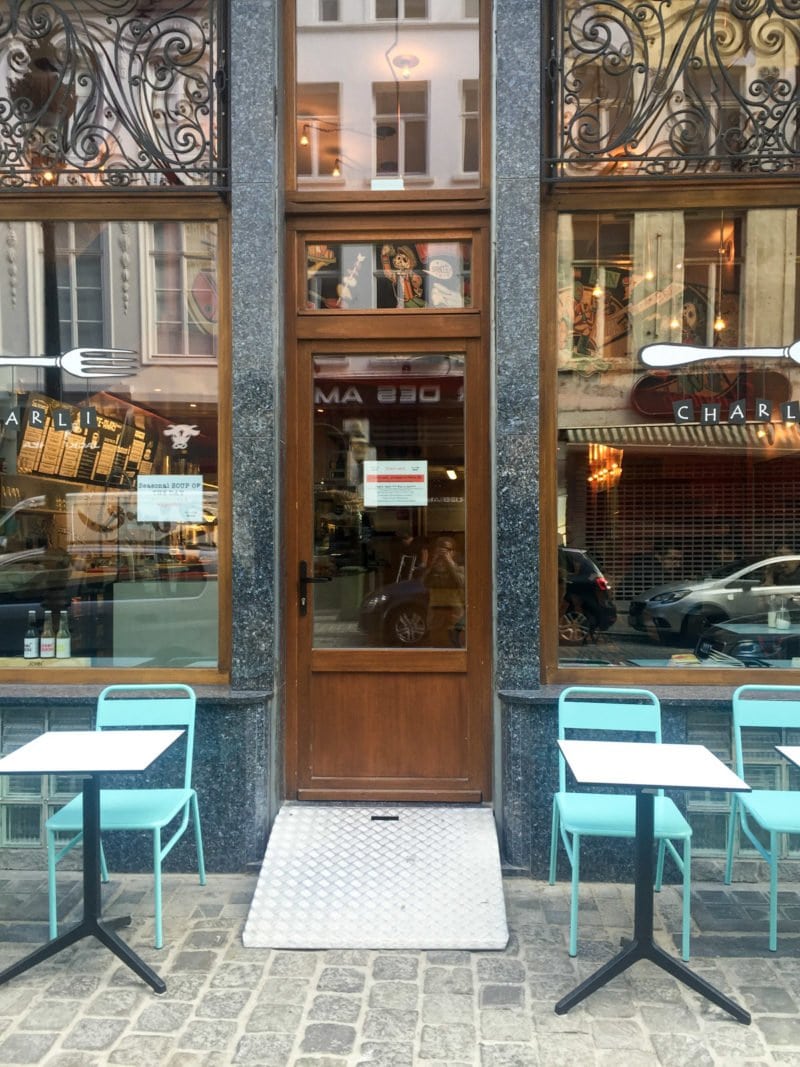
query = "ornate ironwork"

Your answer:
(547, 0), (800, 180)
(0, 1), (227, 189)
